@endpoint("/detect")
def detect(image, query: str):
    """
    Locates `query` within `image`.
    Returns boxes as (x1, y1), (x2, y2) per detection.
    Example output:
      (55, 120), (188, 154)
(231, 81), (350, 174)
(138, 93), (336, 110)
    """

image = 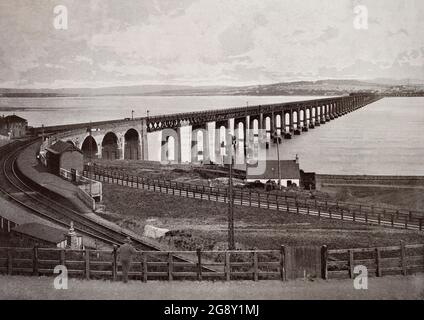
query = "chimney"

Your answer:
(295, 154), (299, 164)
